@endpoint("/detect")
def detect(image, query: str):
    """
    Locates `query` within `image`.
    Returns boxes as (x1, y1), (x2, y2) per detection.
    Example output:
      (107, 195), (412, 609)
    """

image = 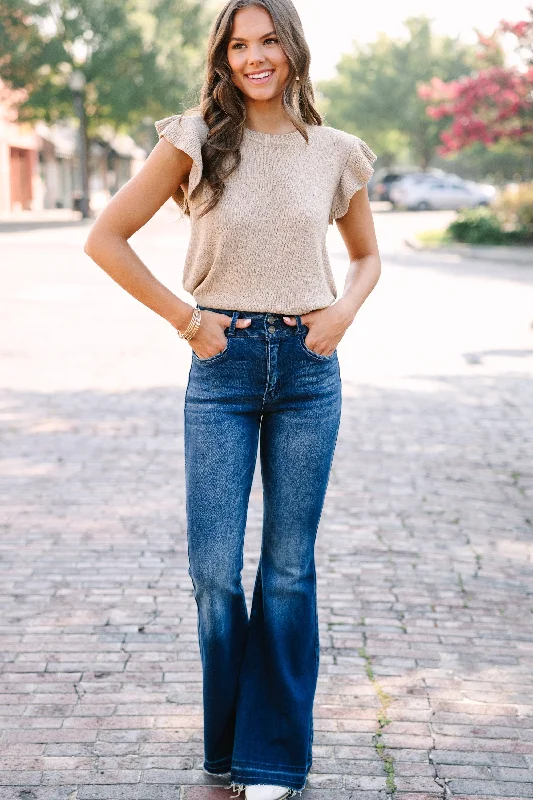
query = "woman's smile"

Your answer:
(245, 69), (275, 85)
